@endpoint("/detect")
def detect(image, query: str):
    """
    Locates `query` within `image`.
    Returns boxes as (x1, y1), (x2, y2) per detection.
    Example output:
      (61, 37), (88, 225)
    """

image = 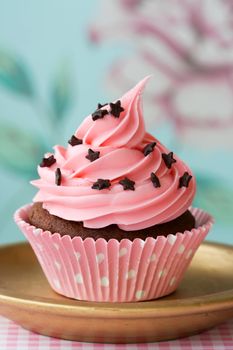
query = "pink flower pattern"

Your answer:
(89, 0), (233, 149)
